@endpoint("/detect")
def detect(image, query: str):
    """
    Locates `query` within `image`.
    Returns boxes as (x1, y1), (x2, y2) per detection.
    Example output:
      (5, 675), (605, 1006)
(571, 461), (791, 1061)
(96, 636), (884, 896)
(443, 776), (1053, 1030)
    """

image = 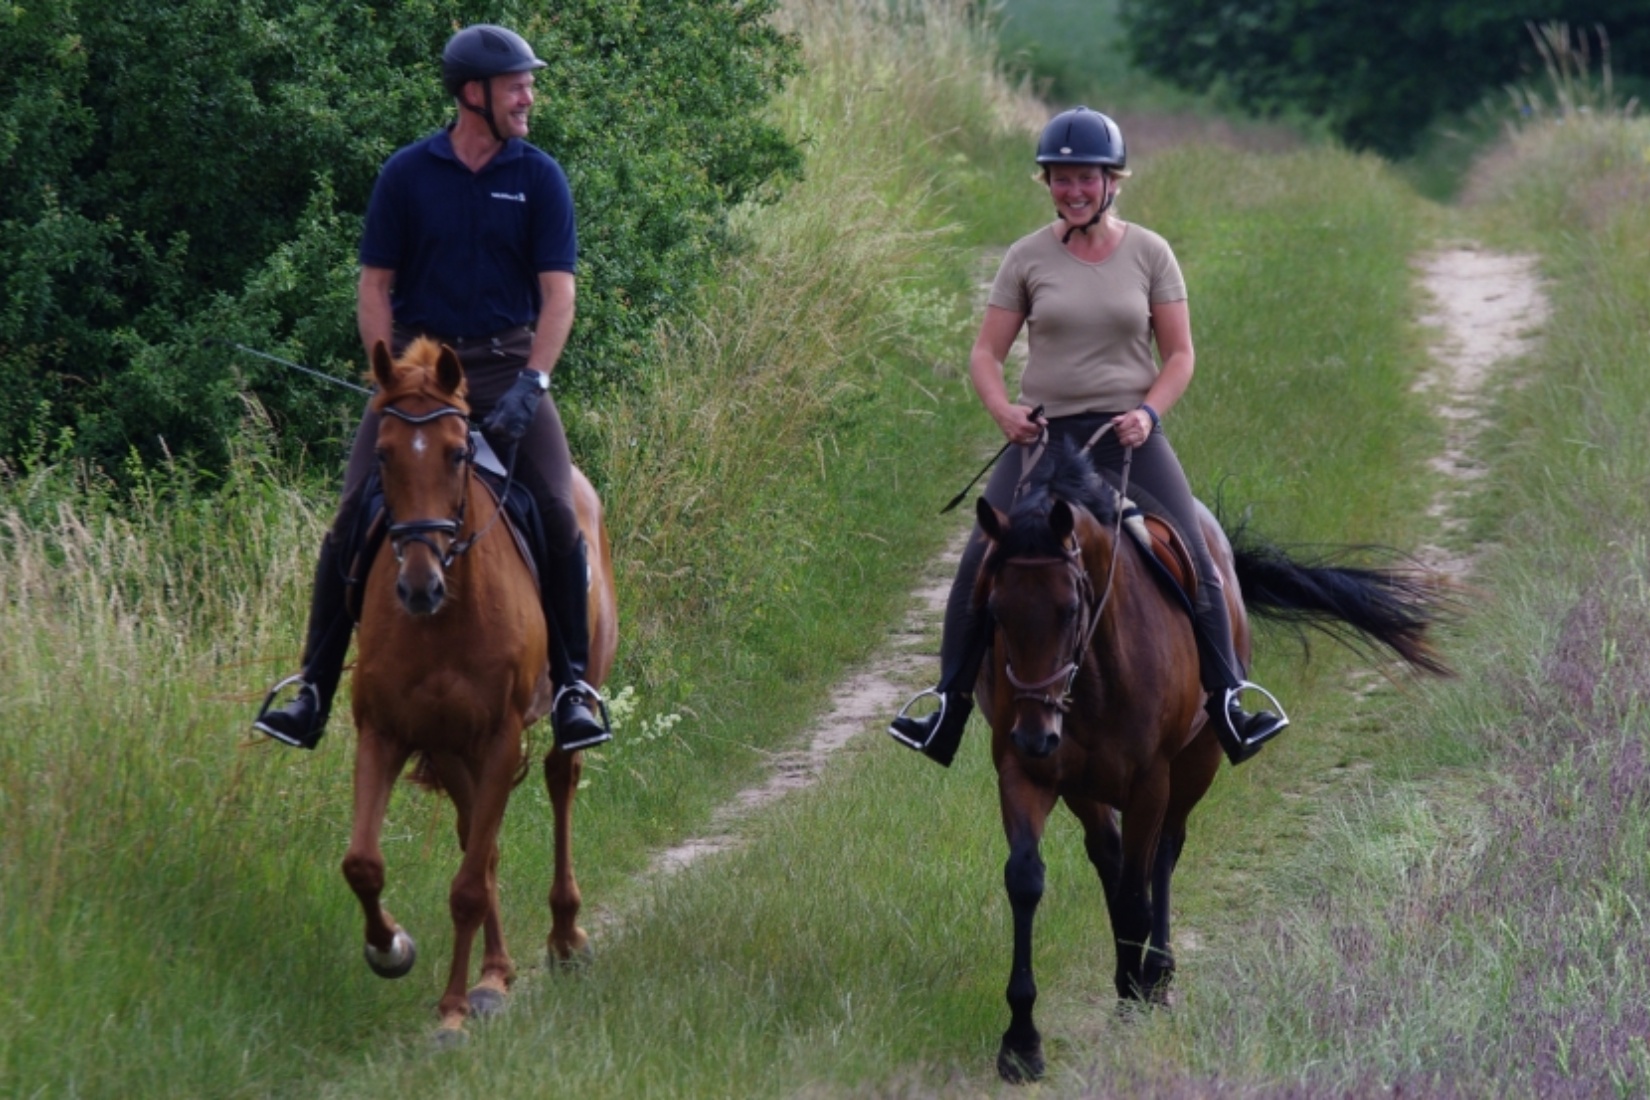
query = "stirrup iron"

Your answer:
(889, 688), (947, 750)
(254, 675), (321, 747)
(552, 680), (612, 751)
